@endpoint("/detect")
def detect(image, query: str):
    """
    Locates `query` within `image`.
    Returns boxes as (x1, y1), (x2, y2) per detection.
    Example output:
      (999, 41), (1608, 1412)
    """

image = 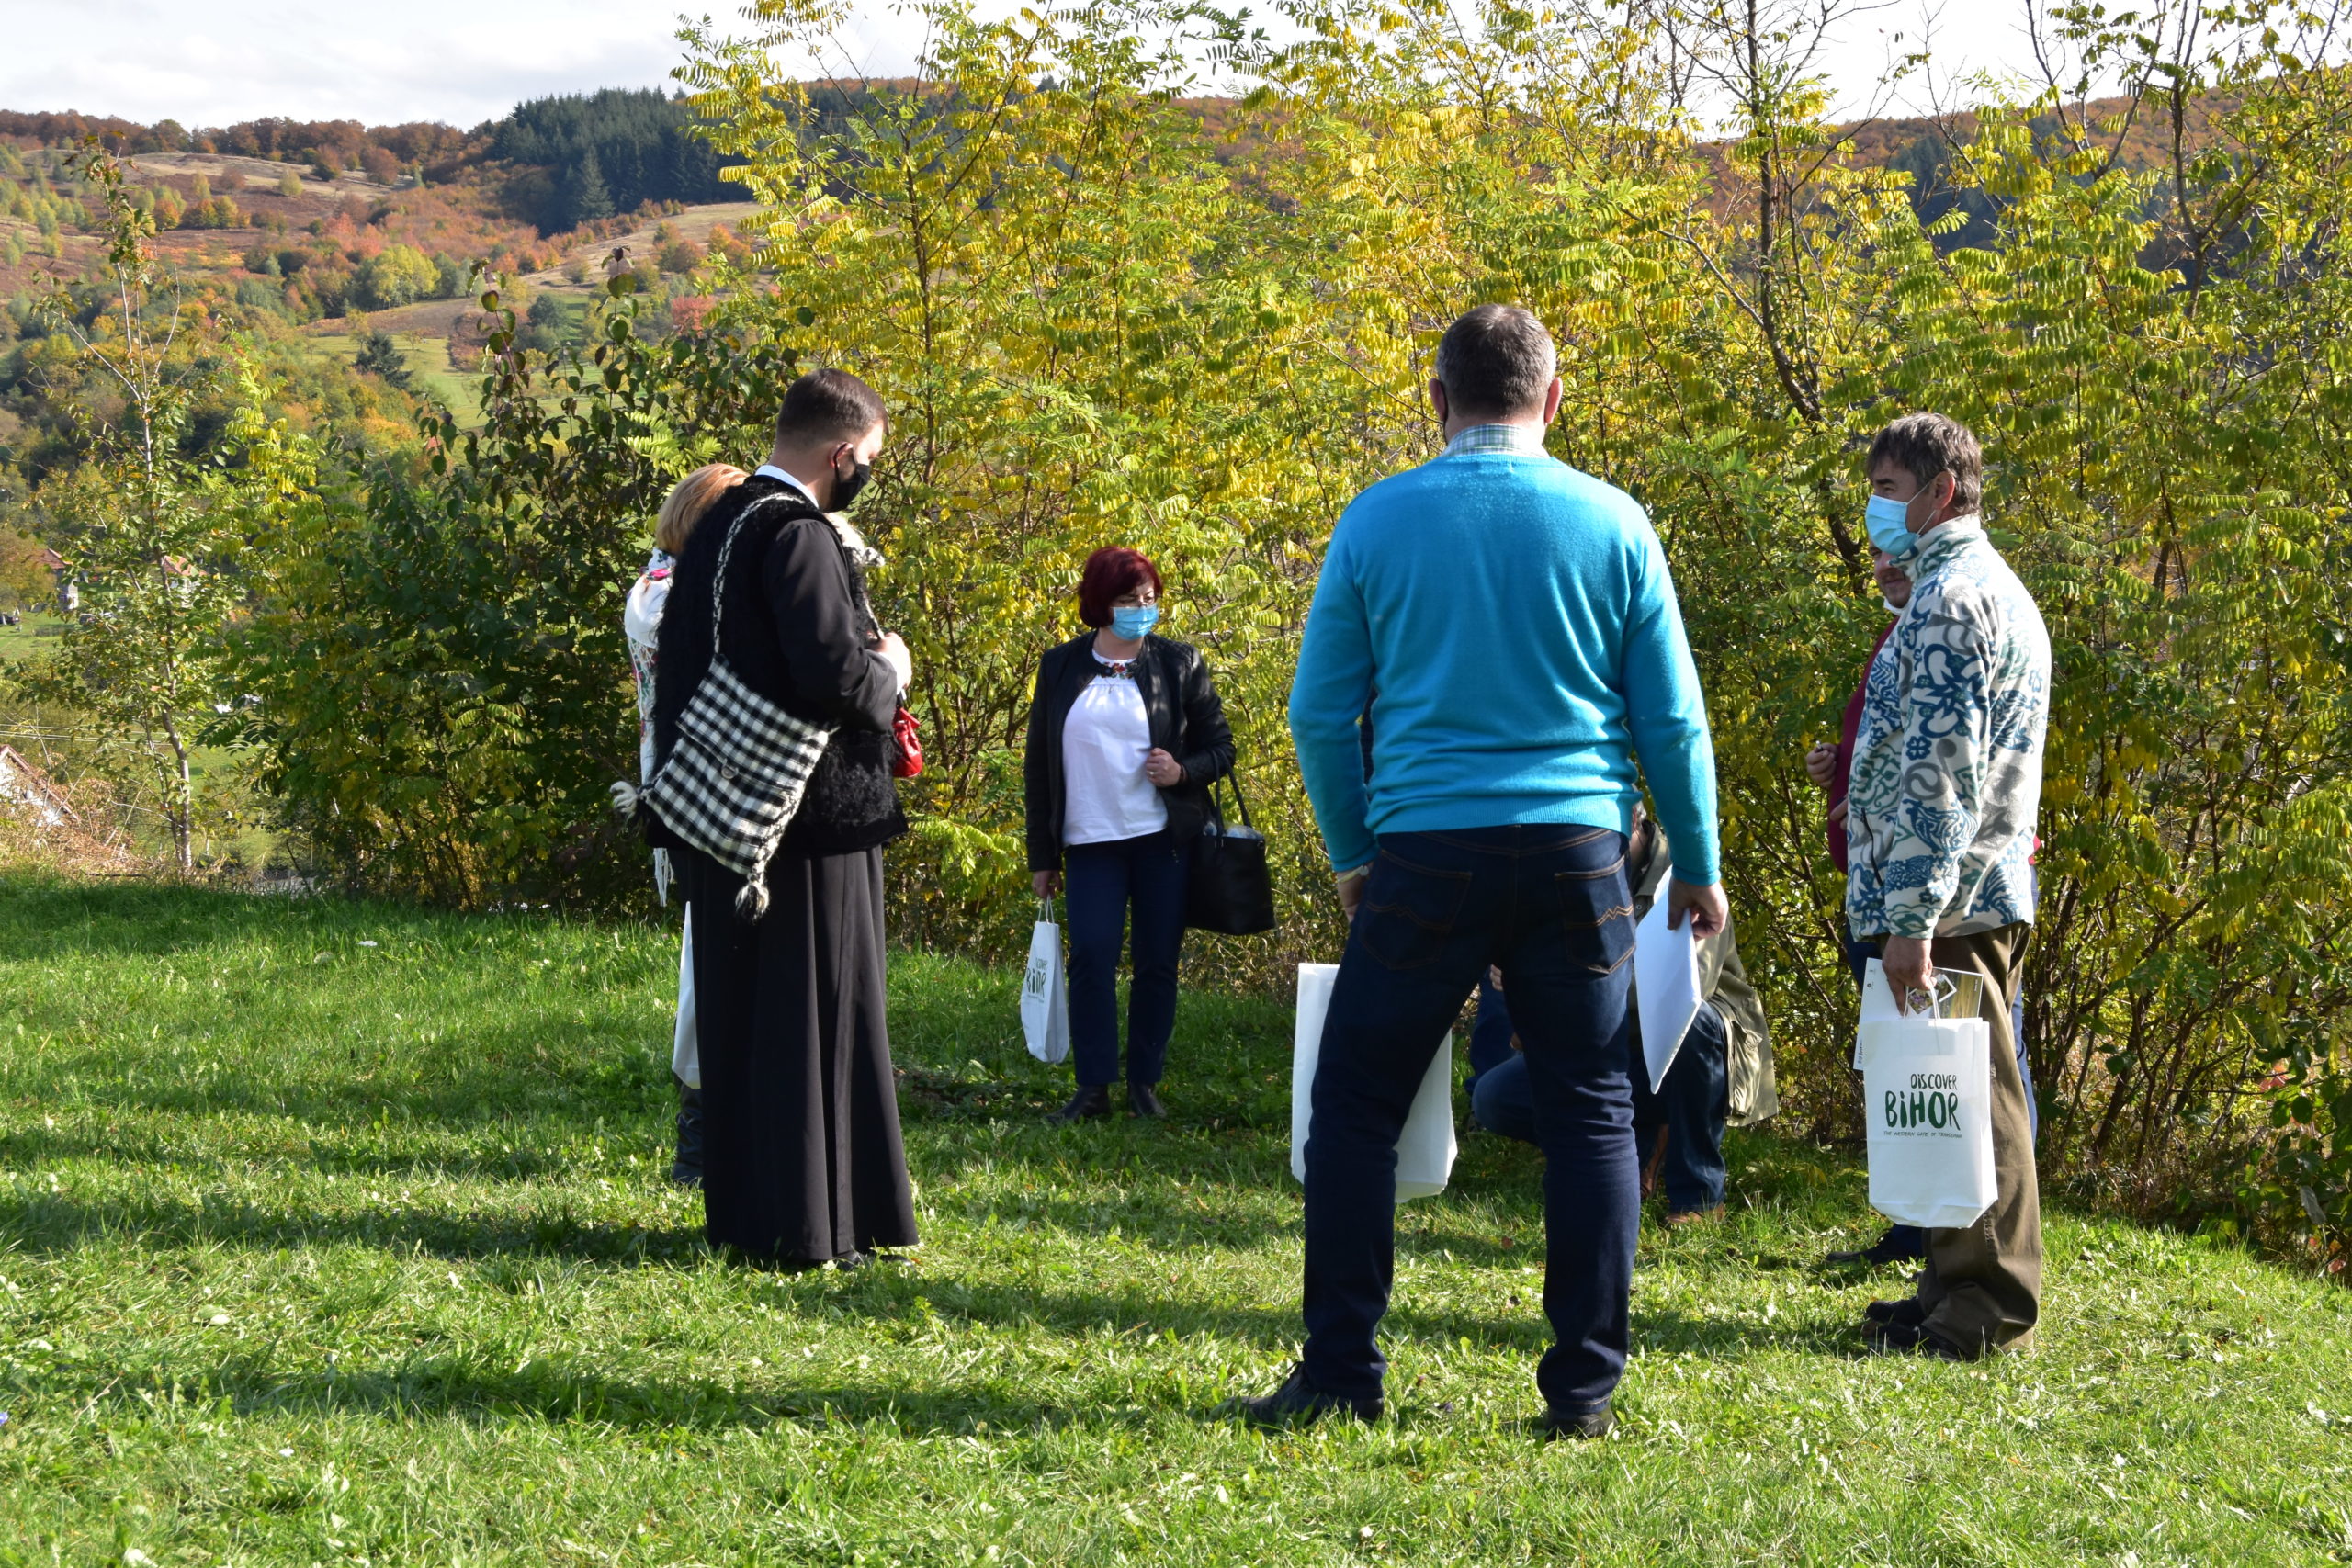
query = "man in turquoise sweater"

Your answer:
(1238, 305), (1725, 1437)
